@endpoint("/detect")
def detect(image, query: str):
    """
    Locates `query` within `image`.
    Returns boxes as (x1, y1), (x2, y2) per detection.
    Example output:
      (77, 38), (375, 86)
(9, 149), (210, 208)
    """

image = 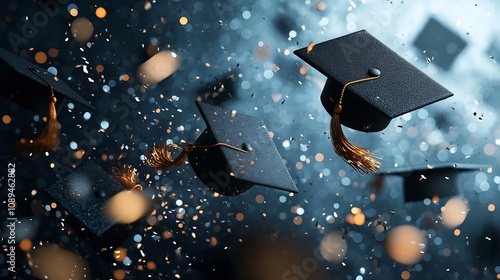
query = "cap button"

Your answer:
(242, 143), (253, 152)
(367, 68), (381, 77)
